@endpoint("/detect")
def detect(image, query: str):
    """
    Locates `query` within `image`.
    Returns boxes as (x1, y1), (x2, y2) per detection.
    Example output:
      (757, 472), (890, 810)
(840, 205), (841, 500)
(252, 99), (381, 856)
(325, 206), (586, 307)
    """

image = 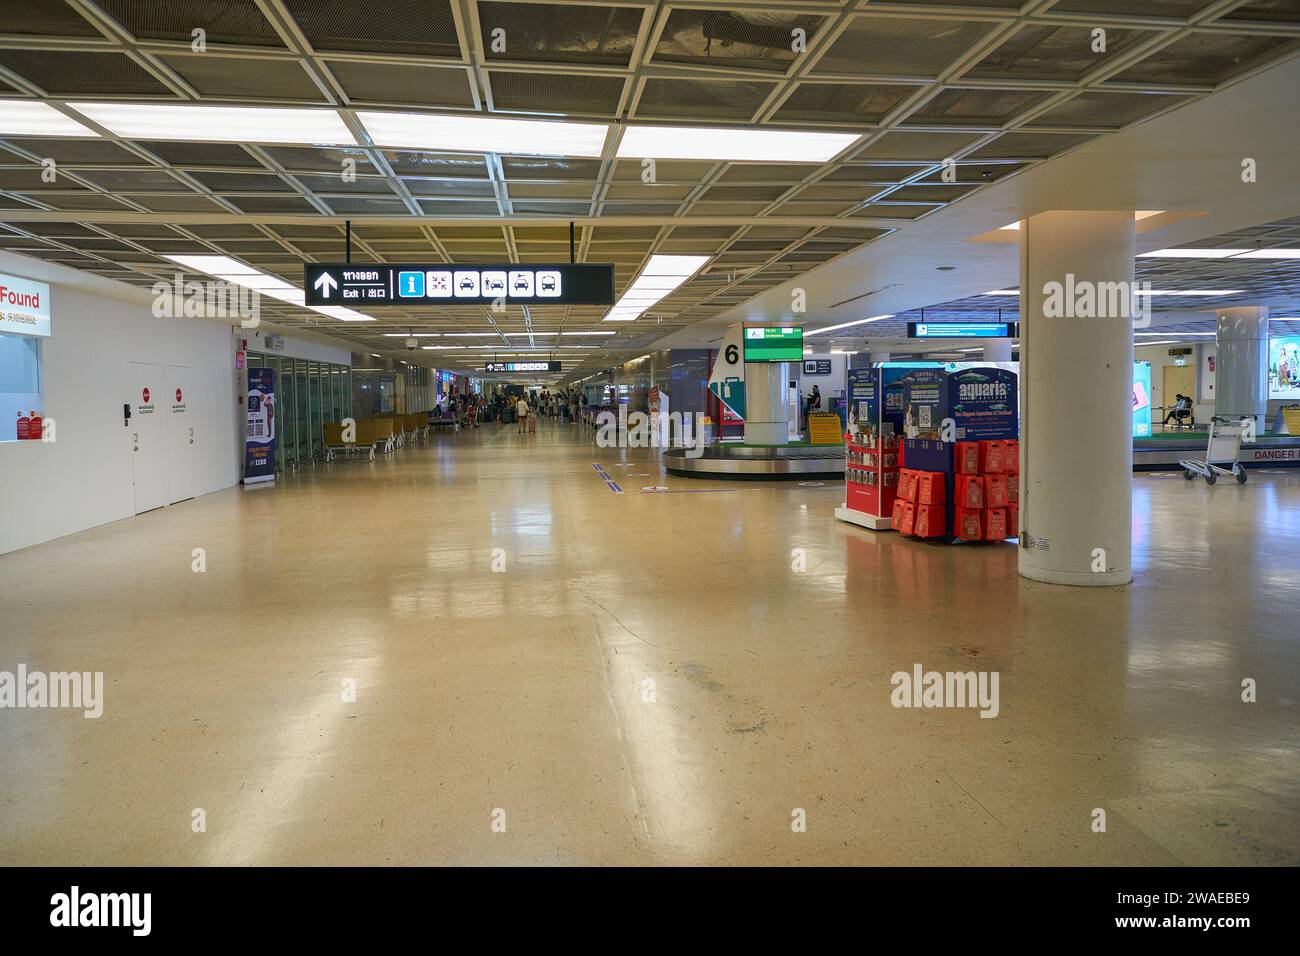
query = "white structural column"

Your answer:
(744, 361), (790, 444)
(1214, 306), (1269, 429)
(984, 339), (1012, 362)
(1019, 211), (1134, 586)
